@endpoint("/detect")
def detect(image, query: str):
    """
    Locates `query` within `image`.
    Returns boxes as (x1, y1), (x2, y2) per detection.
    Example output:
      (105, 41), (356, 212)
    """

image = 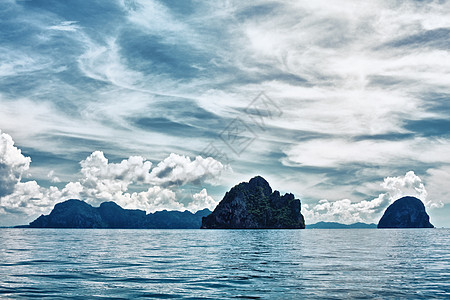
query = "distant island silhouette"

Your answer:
(25, 199), (210, 229)
(306, 222), (377, 229)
